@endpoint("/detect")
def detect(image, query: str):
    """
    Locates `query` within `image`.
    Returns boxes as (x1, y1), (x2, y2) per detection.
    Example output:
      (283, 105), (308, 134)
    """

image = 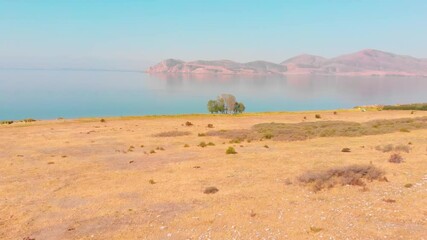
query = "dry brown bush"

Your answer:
(388, 153), (404, 163)
(203, 187), (219, 194)
(297, 164), (386, 192)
